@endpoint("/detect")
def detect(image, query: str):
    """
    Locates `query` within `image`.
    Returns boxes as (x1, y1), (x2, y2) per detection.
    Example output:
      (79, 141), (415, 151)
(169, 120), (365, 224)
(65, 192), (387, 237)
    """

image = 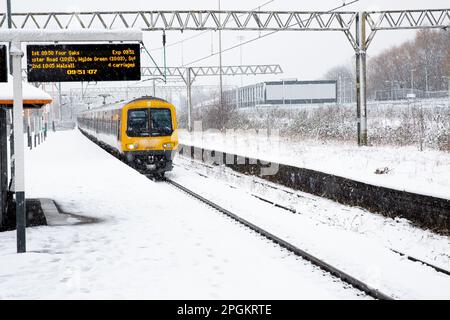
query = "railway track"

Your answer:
(163, 176), (393, 300)
(79, 130), (448, 296)
(176, 158), (450, 278)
